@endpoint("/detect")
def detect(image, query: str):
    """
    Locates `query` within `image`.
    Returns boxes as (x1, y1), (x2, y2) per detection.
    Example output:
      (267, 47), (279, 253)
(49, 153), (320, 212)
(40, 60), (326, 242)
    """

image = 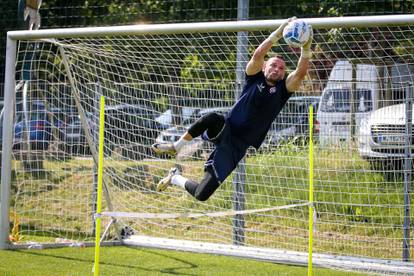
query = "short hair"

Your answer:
(272, 55), (285, 61)
(265, 55), (284, 63)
